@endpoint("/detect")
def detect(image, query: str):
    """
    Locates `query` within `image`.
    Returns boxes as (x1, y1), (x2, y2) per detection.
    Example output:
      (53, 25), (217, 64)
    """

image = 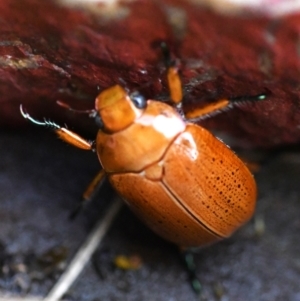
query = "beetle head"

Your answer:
(95, 85), (146, 133)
